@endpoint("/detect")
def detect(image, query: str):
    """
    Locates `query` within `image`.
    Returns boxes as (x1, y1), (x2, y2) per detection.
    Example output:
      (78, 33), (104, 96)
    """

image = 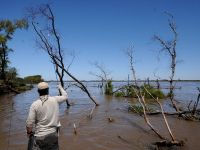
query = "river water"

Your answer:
(0, 81), (200, 150)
